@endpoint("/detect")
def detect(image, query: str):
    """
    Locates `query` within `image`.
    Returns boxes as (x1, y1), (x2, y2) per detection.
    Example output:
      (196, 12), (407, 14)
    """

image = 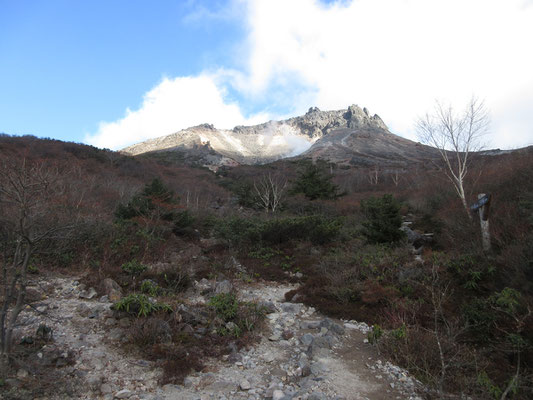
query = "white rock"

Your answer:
(17, 369), (28, 378)
(114, 389), (133, 399)
(272, 390), (285, 400)
(239, 379), (251, 390)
